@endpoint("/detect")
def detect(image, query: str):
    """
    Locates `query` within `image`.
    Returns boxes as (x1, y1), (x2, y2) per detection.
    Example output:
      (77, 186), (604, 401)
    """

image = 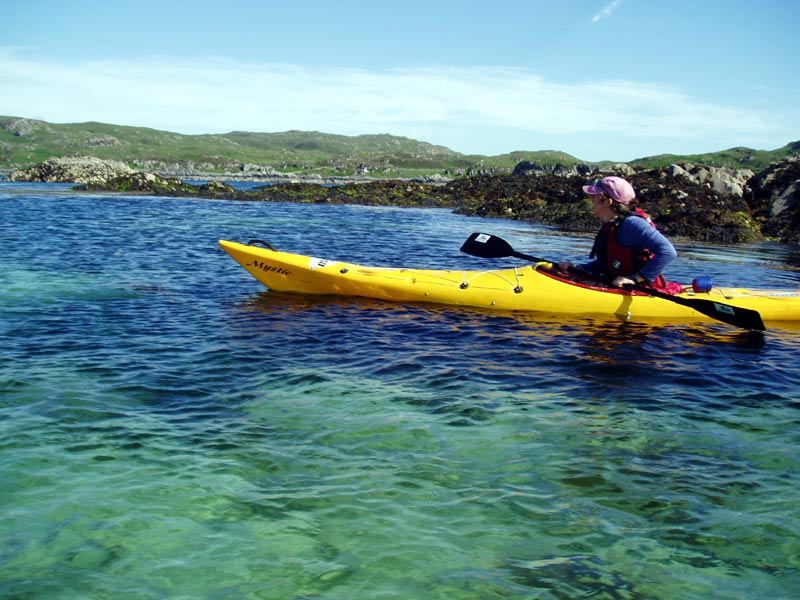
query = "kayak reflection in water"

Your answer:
(558, 176), (682, 294)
